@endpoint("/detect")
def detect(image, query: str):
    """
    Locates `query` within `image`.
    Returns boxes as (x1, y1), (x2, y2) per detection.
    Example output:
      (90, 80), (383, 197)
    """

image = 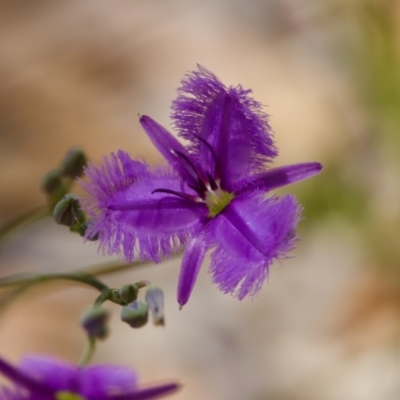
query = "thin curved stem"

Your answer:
(0, 253), (183, 292)
(0, 274), (108, 319)
(79, 336), (96, 367)
(94, 290), (112, 307)
(0, 272), (108, 292)
(0, 253), (183, 291)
